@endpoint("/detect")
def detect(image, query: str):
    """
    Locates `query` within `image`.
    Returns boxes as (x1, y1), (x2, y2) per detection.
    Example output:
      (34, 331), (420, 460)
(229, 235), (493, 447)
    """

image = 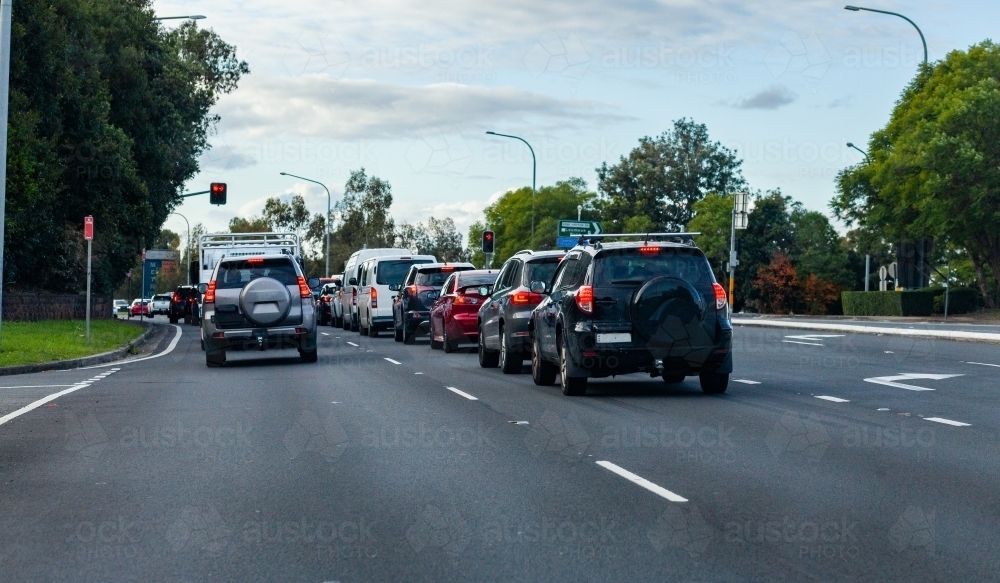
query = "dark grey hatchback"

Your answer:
(529, 235), (732, 396)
